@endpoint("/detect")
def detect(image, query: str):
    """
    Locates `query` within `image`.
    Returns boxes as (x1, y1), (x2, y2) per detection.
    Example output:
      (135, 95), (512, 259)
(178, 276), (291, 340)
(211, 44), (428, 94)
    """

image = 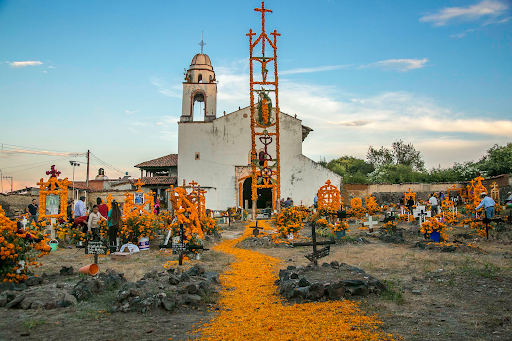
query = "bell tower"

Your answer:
(181, 34), (217, 122)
